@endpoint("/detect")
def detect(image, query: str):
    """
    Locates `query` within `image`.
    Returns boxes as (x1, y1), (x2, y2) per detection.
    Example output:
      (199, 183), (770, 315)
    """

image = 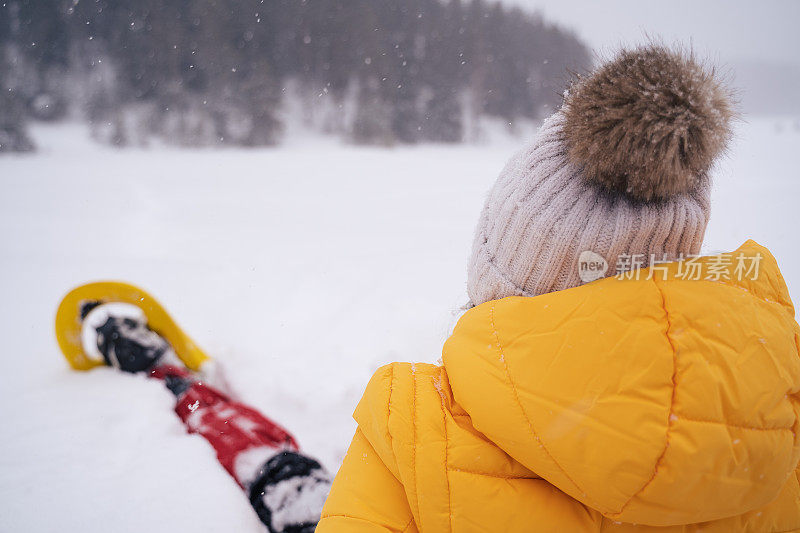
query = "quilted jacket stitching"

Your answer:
(608, 279), (678, 518)
(436, 369), (454, 532)
(411, 364), (421, 531)
(489, 302), (594, 508)
(678, 415), (793, 432)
